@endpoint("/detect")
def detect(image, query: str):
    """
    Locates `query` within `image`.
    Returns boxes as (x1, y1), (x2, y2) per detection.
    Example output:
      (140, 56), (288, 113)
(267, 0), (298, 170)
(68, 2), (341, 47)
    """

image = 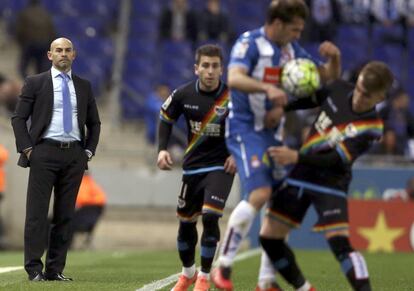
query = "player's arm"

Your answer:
(317, 41), (341, 83)
(228, 66), (287, 106)
(268, 146), (342, 167)
(157, 120), (174, 170)
(157, 90), (182, 170)
(224, 155), (237, 174)
(284, 87), (330, 112)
